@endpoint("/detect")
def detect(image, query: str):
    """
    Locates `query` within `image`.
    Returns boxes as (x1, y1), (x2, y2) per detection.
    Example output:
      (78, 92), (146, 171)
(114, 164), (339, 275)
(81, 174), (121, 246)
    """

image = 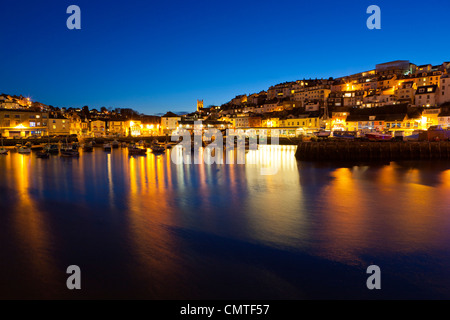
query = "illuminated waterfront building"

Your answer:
(90, 120), (106, 137)
(161, 112), (181, 135)
(48, 114), (70, 136)
(0, 108), (49, 138)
